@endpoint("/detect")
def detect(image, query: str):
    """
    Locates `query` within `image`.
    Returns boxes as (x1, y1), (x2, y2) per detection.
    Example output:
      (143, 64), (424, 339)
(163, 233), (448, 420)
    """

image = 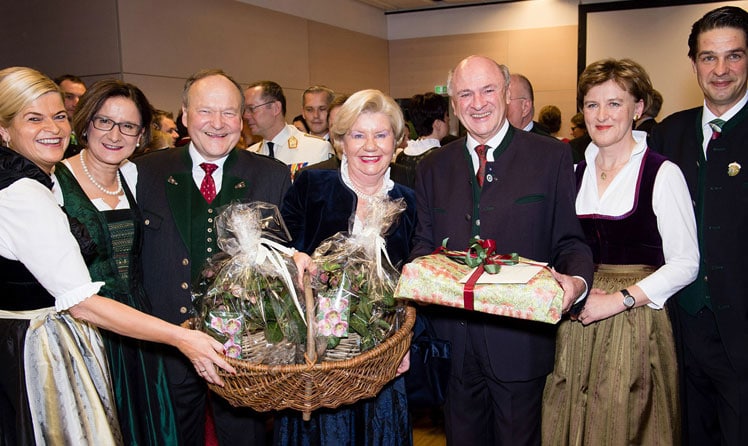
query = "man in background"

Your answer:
(506, 73), (551, 137)
(301, 85), (334, 140)
(244, 80), (332, 178)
